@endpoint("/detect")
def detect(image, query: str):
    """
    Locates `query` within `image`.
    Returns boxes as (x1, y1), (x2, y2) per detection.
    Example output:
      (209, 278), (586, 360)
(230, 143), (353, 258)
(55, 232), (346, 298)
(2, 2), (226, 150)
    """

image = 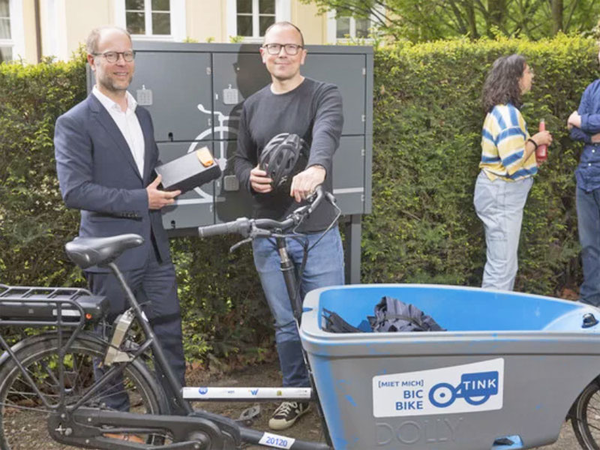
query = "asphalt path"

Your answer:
(536, 423), (580, 450)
